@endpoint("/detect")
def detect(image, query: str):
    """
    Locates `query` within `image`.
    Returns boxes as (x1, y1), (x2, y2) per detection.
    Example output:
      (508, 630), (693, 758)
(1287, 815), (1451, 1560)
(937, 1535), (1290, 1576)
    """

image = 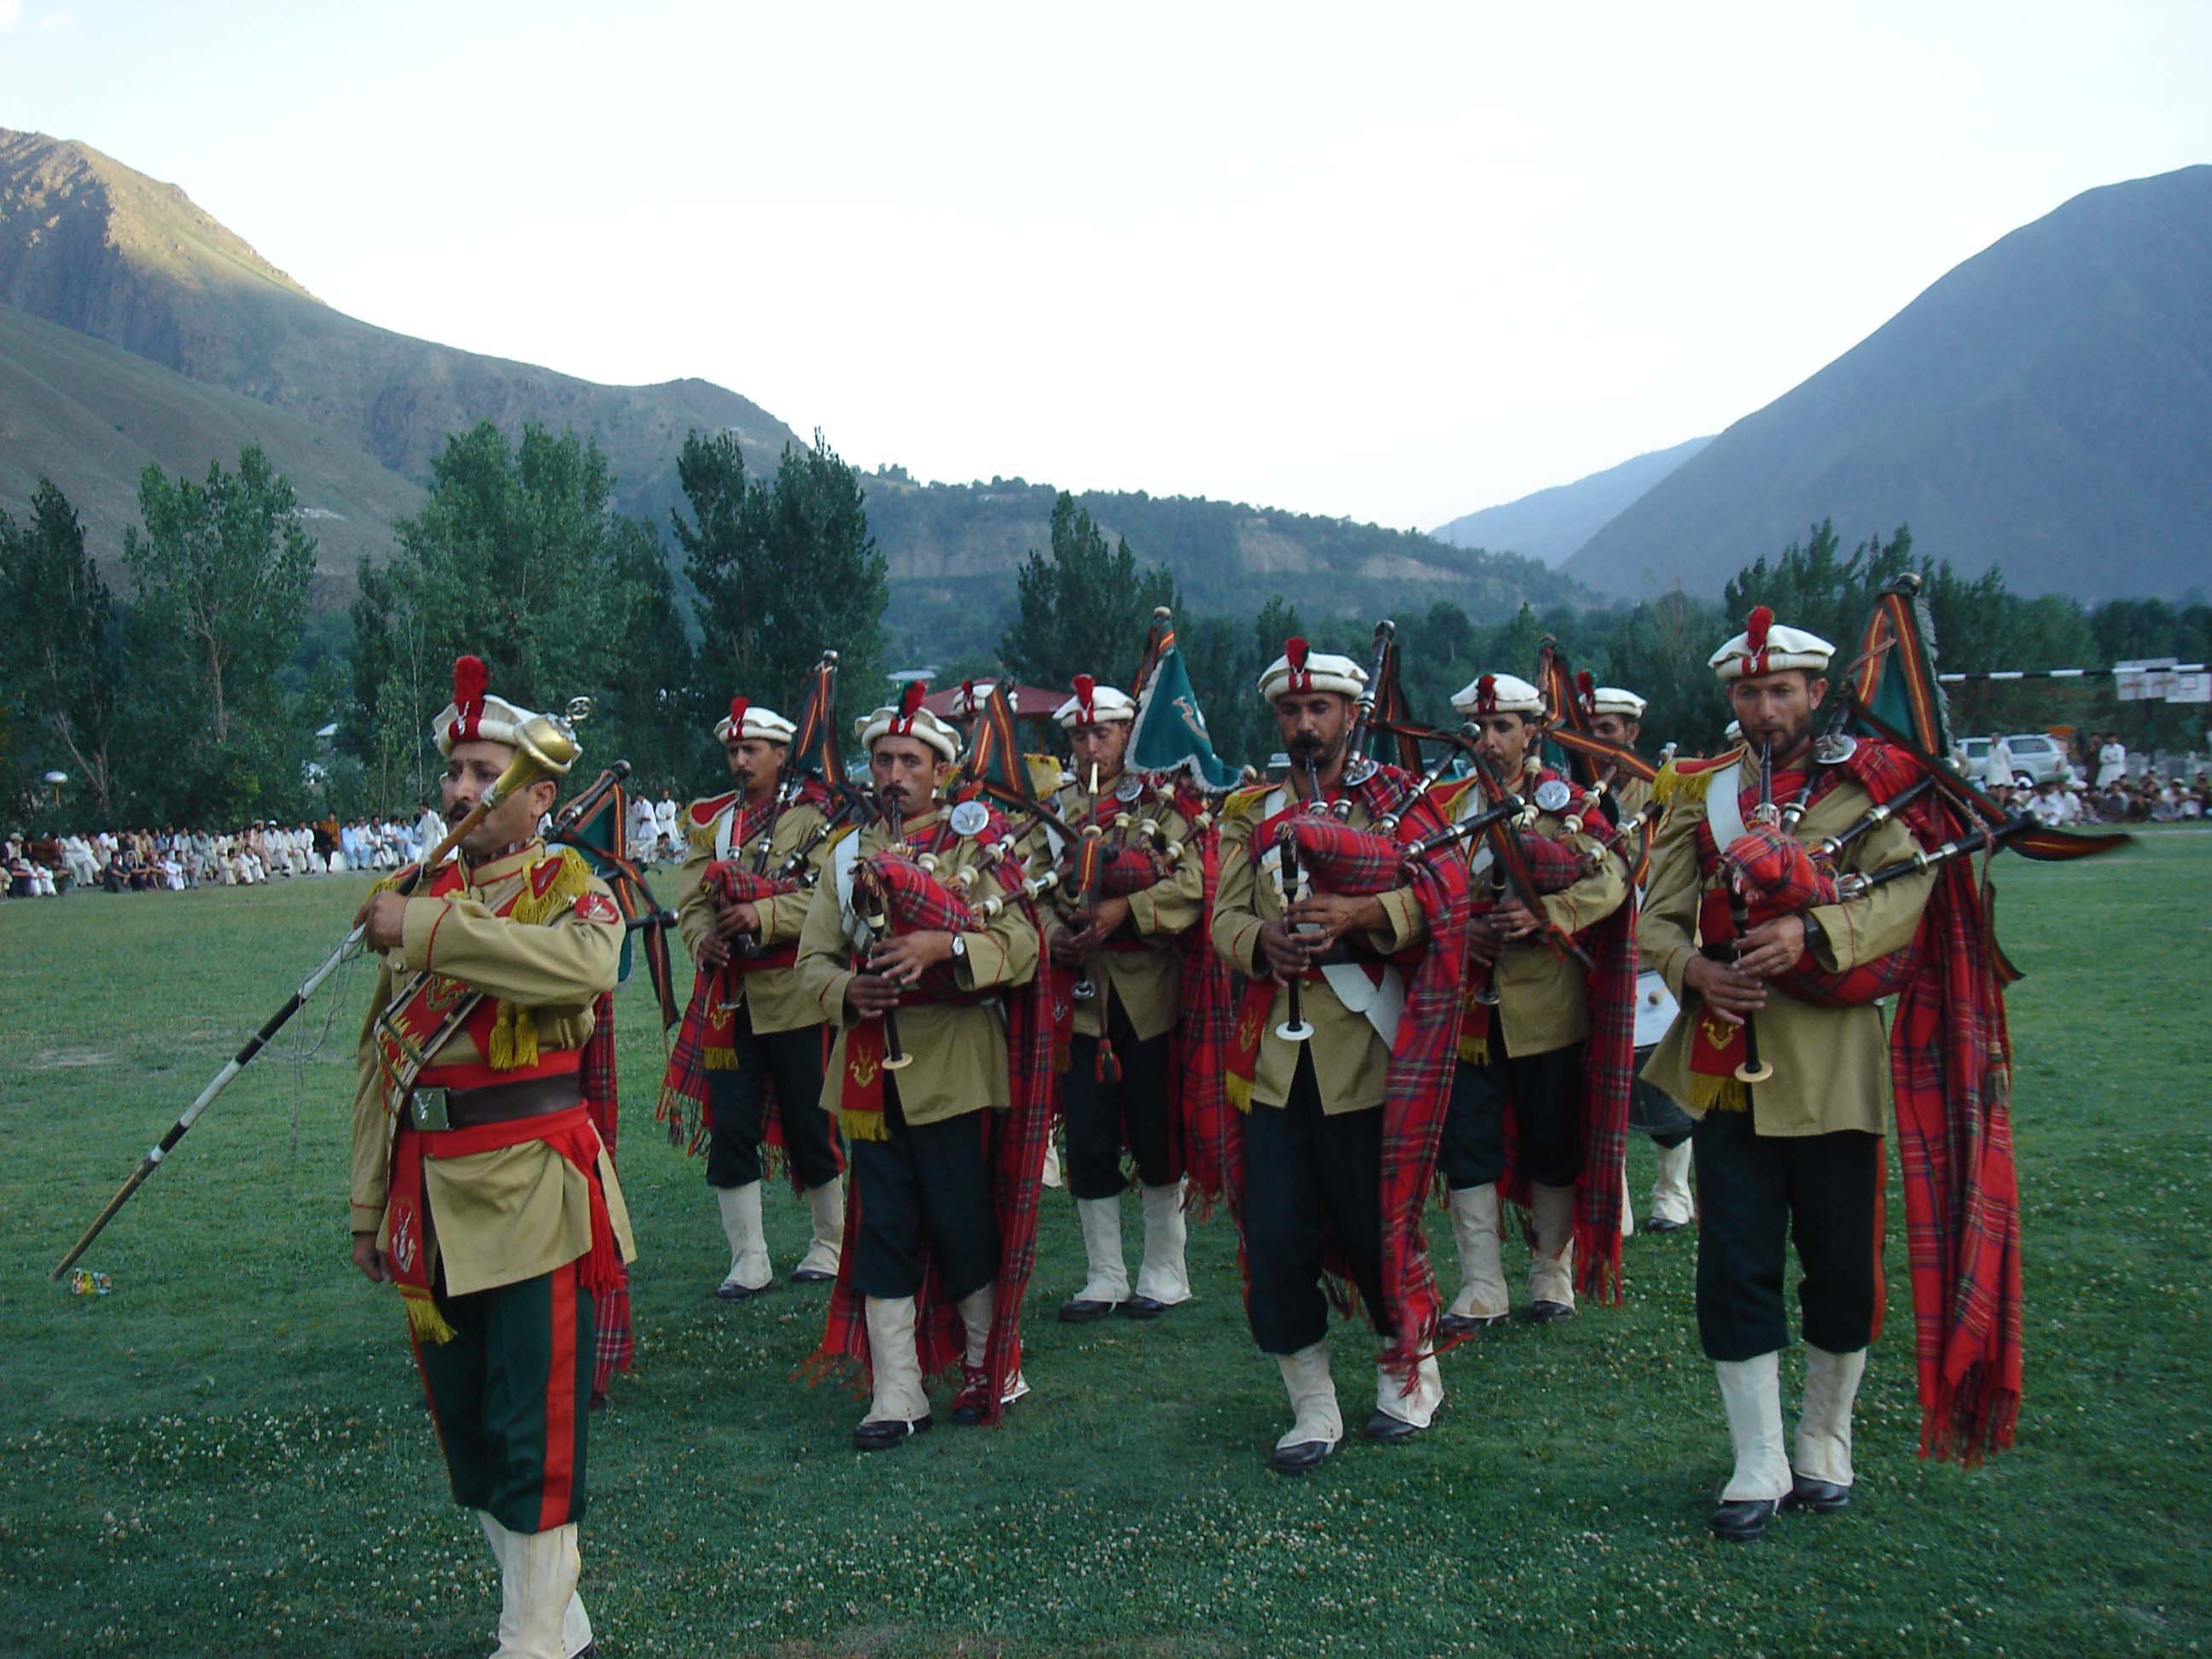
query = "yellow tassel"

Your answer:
(839, 1108), (888, 1142)
(1458, 1031), (1488, 1065)
(1690, 1074), (1751, 1113)
(401, 1285), (458, 1345)
(368, 864), (416, 897)
(701, 1045), (739, 1071)
(1226, 1072), (1254, 1115)
(486, 1000), (539, 1070)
